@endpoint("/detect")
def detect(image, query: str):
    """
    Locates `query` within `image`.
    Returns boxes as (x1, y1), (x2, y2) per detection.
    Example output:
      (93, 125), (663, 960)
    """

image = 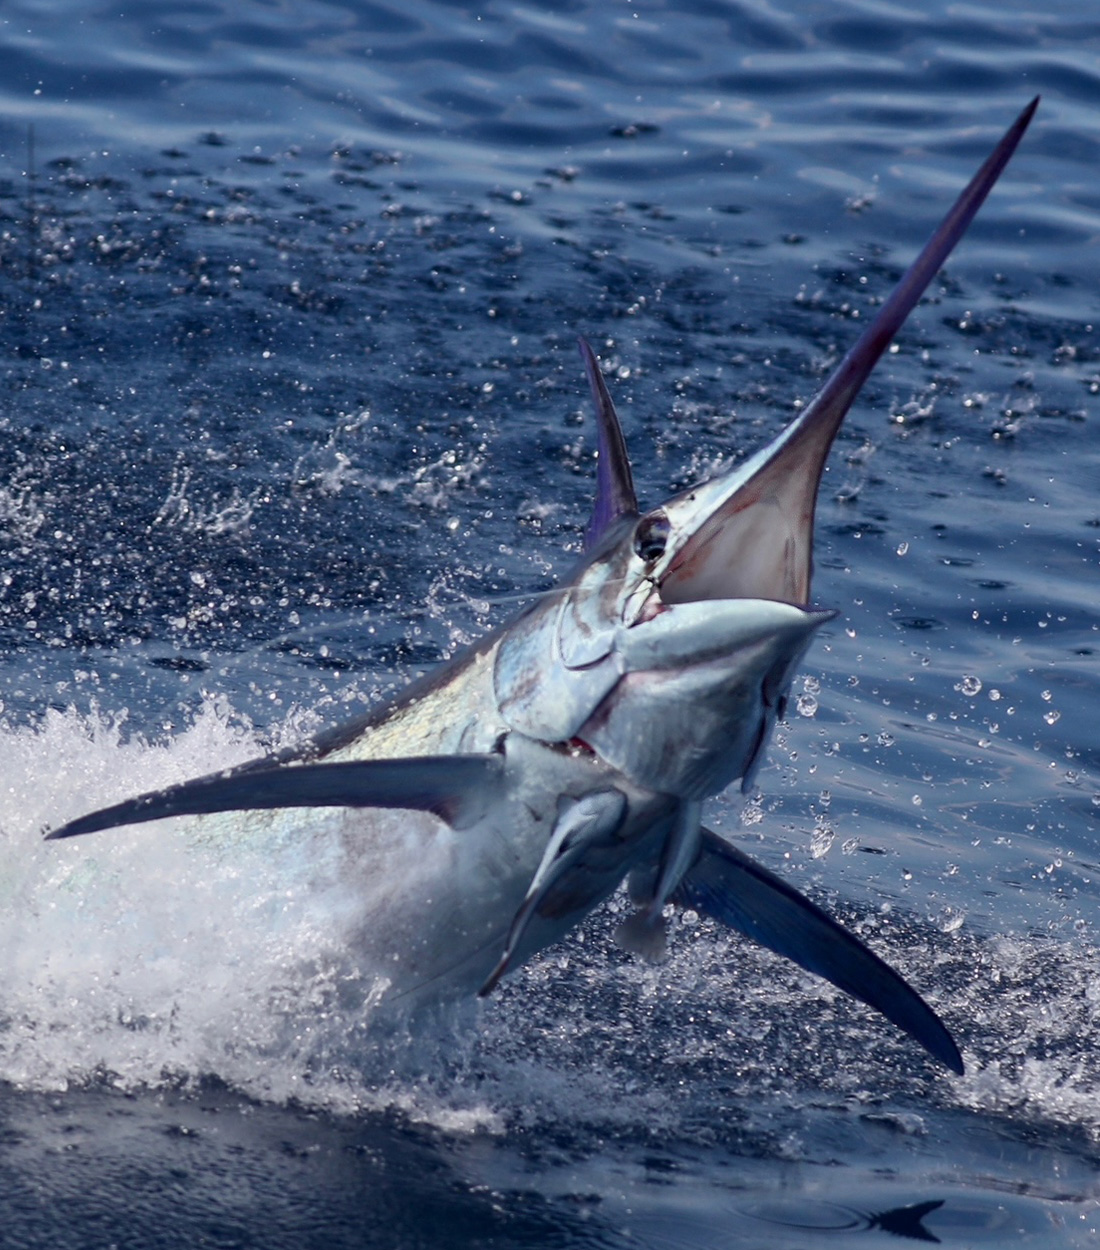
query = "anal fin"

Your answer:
(614, 798), (702, 964)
